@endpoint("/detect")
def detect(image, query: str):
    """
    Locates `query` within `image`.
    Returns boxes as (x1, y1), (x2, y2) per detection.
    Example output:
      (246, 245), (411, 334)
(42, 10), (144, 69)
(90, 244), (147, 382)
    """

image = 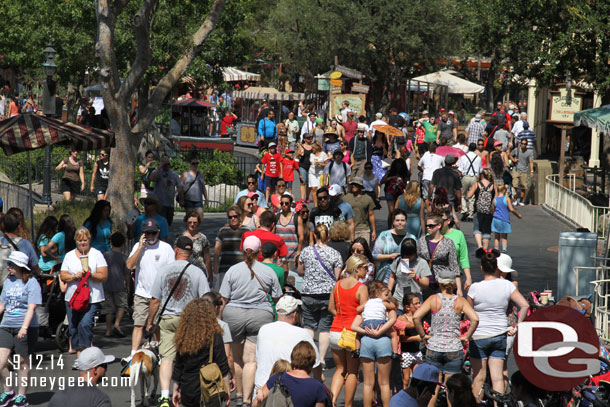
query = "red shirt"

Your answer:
(281, 158), (299, 181)
(241, 229), (288, 261)
(220, 114), (236, 135)
(261, 153), (282, 177)
(343, 120), (358, 142)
